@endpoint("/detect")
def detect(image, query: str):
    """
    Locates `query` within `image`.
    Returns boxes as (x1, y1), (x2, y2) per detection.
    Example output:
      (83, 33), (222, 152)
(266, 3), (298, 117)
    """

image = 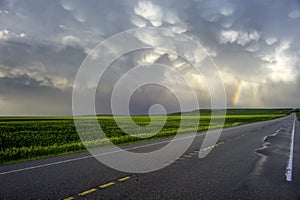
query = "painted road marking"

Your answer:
(199, 142), (224, 153)
(286, 117), (296, 182)
(215, 142), (224, 146)
(99, 181), (115, 189)
(63, 197), (74, 200)
(0, 116), (287, 176)
(63, 176), (131, 199)
(178, 142), (226, 159)
(201, 146), (214, 151)
(118, 176), (130, 182)
(78, 188), (97, 196)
